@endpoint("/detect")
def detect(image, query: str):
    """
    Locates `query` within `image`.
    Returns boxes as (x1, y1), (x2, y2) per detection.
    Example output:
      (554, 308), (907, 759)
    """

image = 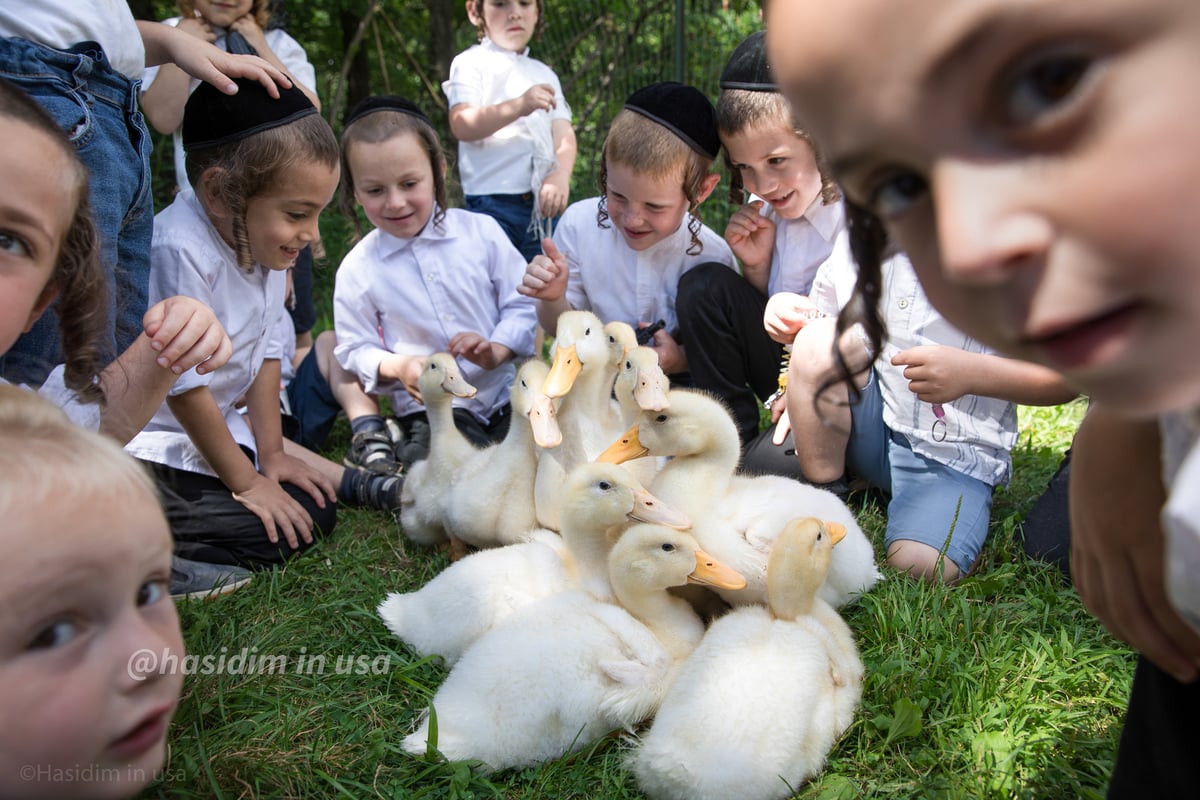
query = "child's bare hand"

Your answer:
(538, 174), (569, 219)
(725, 200), (775, 270)
(259, 450), (336, 509)
(167, 33), (291, 98)
(764, 292), (820, 344)
(891, 344), (972, 403)
(401, 356), (426, 404)
(449, 333), (504, 370)
(771, 401), (792, 445)
(231, 472), (314, 550)
(176, 14), (216, 43)
(519, 238), (569, 300)
(648, 329), (687, 375)
(143, 296), (233, 376)
(519, 83), (557, 116)
(228, 14), (269, 54)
